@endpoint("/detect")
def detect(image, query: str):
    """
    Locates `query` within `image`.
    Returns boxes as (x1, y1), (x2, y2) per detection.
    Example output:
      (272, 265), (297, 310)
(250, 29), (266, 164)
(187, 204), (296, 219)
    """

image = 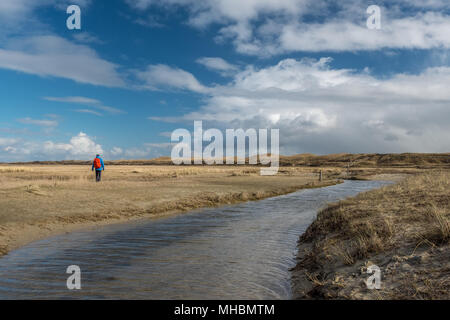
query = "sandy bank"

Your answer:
(0, 165), (339, 257)
(292, 171), (449, 299)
